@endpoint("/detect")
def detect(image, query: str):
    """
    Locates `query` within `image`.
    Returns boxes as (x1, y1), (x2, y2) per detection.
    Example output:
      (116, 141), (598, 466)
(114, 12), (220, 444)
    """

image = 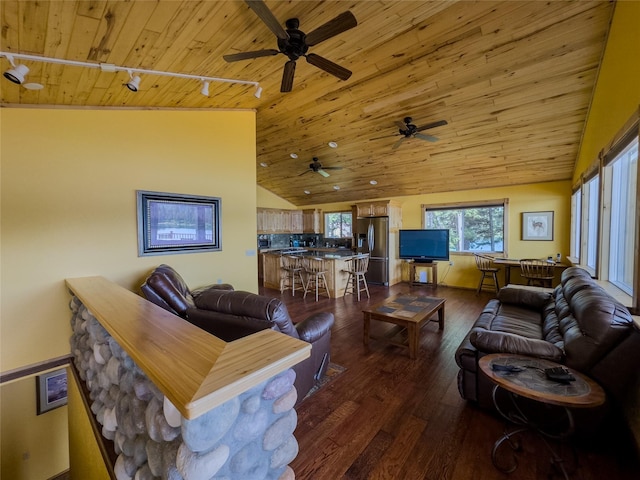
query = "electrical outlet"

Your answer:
(449, 261), (454, 266)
